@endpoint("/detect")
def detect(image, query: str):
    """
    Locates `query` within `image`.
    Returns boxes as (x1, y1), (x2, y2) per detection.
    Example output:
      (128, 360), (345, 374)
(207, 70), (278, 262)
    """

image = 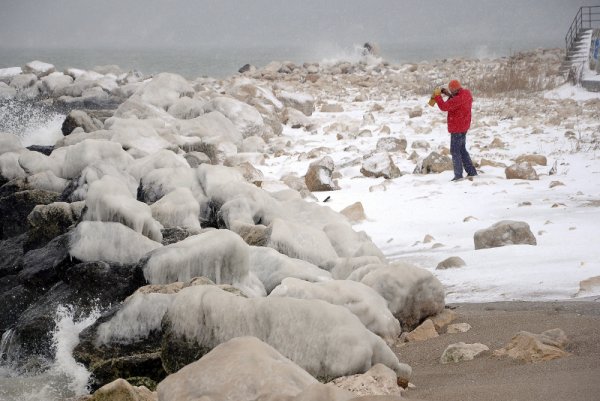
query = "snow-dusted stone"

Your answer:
(69, 221), (162, 264)
(360, 152), (401, 179)
(267, 218), (339, 269)
(284, 107), (314, 129)
(0, 133), (23, 155)
(474, 220), (537, 250)
(167, 97), (205, 119)
(232, 161), (264, 184)
(157, 336), (320, 401)
(61, 110), (101, 135)
(183, 151), (210, 168)
(375, 136), (407, 153)
(249, 247), (331, 293)
(136, 72), (194, 110)
(40, 72), (73, 96)
(202, 96), (266, 138)
(421, 151), (453, 174)
(515, 154), (547, 166)
(321, 103), (344, 113)
(411, 140), (430, 150)
(83, 175), (163, 242)
(505, 162), (539, 180)
(447, 323), (472, 333)
(0, 82), (16, 100)
(112, 95), (173, 120)
(61, 139), (134, 179)
(331, 363), (403, 397)
(0, 67), (22, 84)
(270, 278), (401, 342)
(480, 158), (506, 168)
(436, 256), (466, 270)
(340, 202), (367, 223)
(105, 118), (172, 154)
(142, 229), (266, 297)
(241, 135), (266, 153)
(178, 111), (243, 147)
(305, 156), (339, 191)
(278, 90), (315, 116)
(408, 107), (423, 118)
(22, 60), (55, 78)
(90, 378), (155, 401)
(150, 188), (201, 230)
(493, 329), (569, 362)
(440, 342), (489, 364)
(165, 285), (410, 380)
(360, 263), (445, 330)
(9, 73), (38, 90)
(331, 256), (383, 280)
(576, 276), (600, 296)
